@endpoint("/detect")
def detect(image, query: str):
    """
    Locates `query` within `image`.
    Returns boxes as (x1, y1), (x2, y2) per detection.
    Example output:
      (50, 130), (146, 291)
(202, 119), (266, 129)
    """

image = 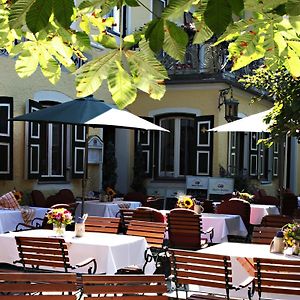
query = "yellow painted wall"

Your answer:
(128, 82), (278, 195)
(0, 51), (110, 202)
